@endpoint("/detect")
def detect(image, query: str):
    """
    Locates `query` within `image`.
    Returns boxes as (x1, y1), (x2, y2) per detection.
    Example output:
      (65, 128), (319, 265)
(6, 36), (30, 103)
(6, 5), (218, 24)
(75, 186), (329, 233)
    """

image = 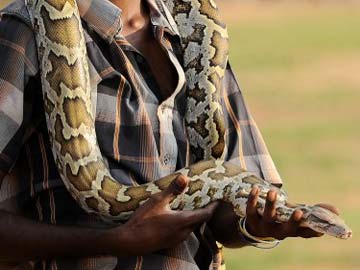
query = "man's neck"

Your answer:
(110, 0), (147, 32)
